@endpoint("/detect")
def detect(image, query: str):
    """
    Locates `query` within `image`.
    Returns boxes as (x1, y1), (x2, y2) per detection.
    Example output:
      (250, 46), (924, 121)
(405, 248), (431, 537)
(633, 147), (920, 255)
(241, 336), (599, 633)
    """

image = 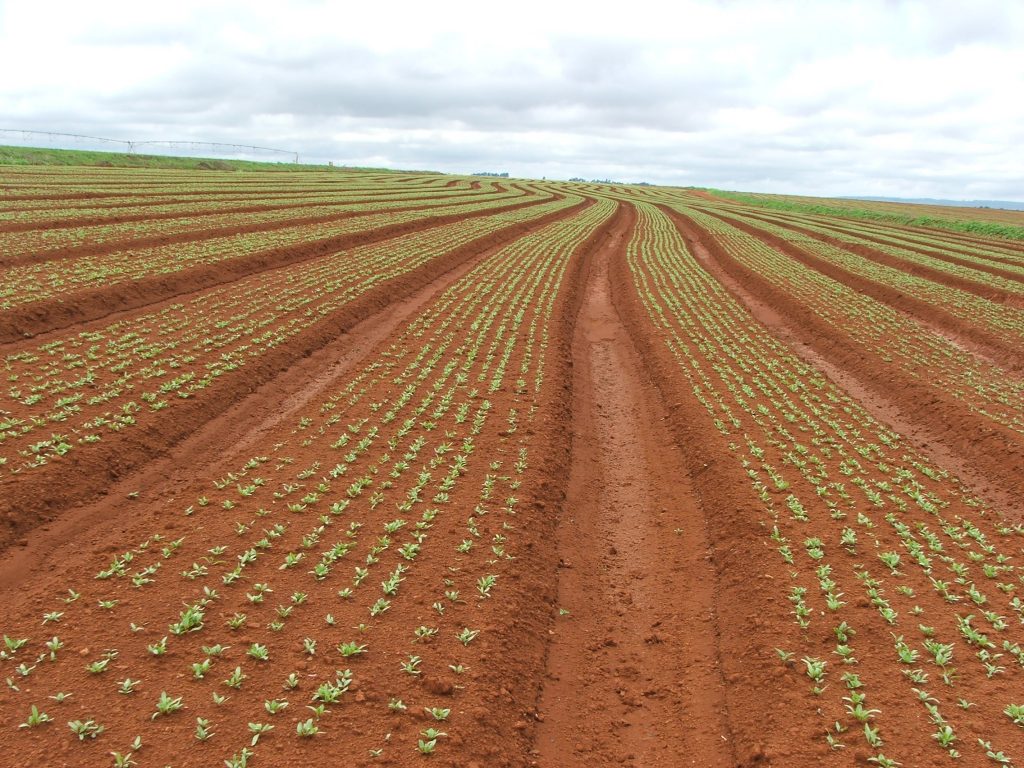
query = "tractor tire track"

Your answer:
(535, 201), (734, 768)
